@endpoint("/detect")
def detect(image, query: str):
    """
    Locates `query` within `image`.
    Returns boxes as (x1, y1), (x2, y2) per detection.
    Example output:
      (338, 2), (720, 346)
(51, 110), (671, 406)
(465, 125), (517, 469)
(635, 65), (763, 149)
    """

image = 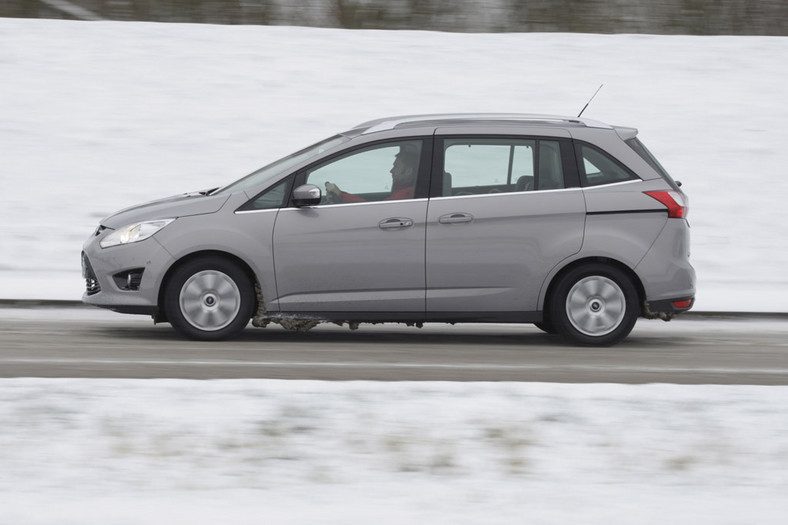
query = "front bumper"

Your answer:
(81, 232), (175, 315)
